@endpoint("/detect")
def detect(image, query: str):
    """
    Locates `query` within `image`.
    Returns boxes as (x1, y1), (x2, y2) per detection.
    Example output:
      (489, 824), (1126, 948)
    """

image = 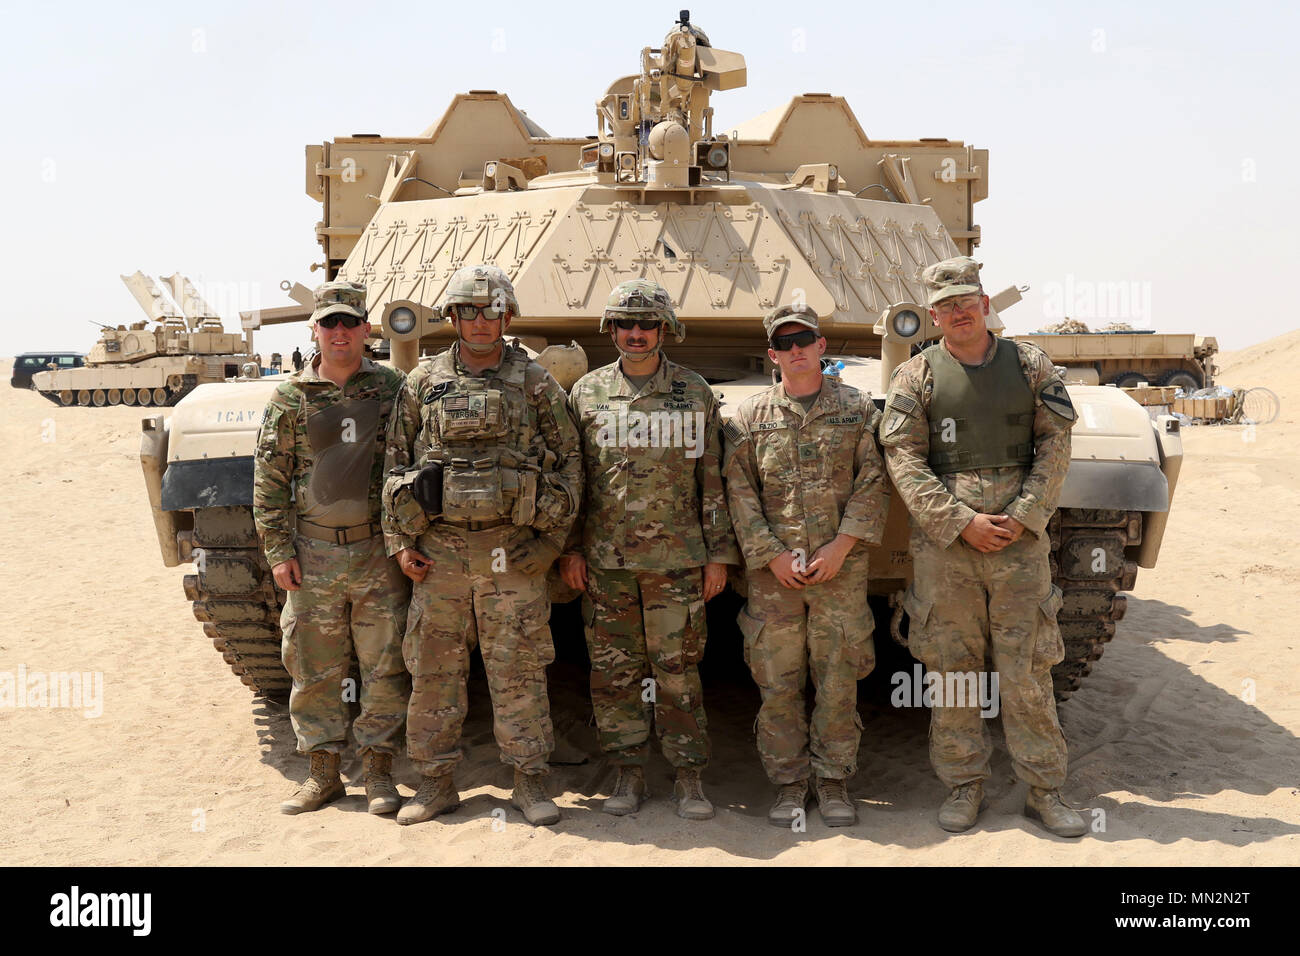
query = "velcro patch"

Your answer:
(723, 419), (748, 445)
(824, 415), (862, 426)
(886, 392), (919, 416)
(881, 411), (909, 441)
(753, 420), (787, 432)
(1039, 379), (1077, 422)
